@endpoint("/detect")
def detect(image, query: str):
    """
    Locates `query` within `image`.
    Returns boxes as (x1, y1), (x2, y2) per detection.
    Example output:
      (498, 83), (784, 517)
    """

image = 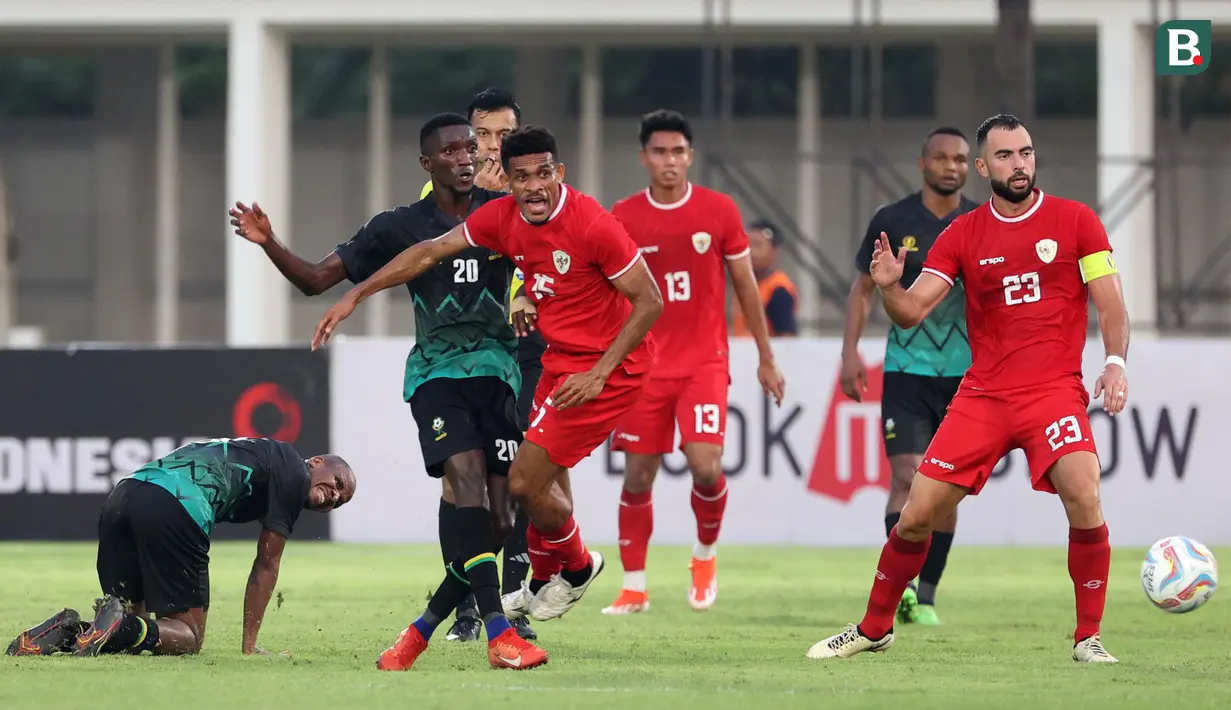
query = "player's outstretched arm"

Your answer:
(1088, 271), (1130, 415)
(229, 201), (347, 296)
(310, 225), (469, 350)
(727, 254), (786, 404)
(242, 528), (287, 655)
(869, 232), (950, 328)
